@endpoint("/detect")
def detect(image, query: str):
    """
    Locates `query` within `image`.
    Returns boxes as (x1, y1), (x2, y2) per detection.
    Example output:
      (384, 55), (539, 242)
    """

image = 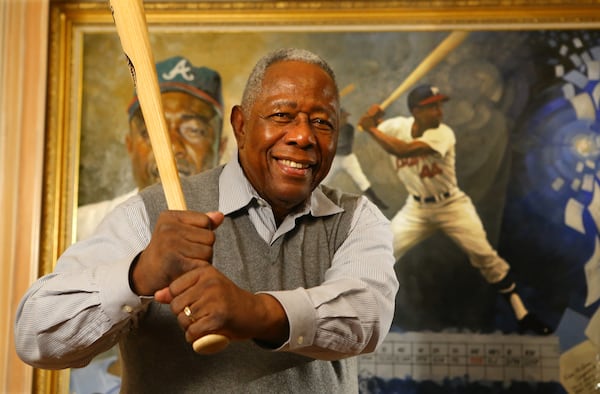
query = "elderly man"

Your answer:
(16, 48), (398, 393)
